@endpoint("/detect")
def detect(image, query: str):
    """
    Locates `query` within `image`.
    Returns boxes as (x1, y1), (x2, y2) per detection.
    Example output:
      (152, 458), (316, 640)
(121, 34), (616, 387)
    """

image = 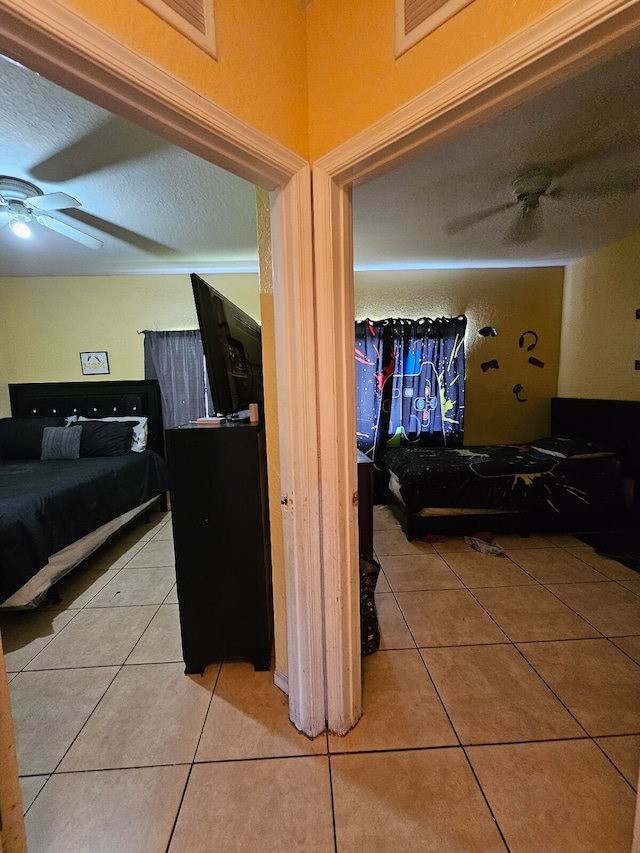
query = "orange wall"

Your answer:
(307, 0), (567, 158)
(62, 0), (309, 158)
